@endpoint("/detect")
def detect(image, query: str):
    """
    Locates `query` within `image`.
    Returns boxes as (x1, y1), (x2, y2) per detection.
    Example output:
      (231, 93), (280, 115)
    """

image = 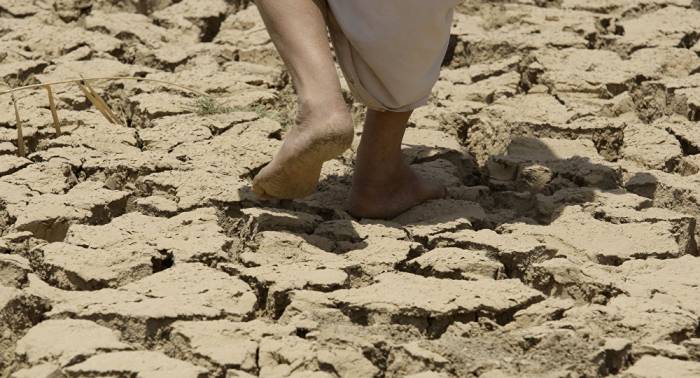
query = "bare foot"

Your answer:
(349, 161), (446, 219)
(253, 102), (353, 199)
